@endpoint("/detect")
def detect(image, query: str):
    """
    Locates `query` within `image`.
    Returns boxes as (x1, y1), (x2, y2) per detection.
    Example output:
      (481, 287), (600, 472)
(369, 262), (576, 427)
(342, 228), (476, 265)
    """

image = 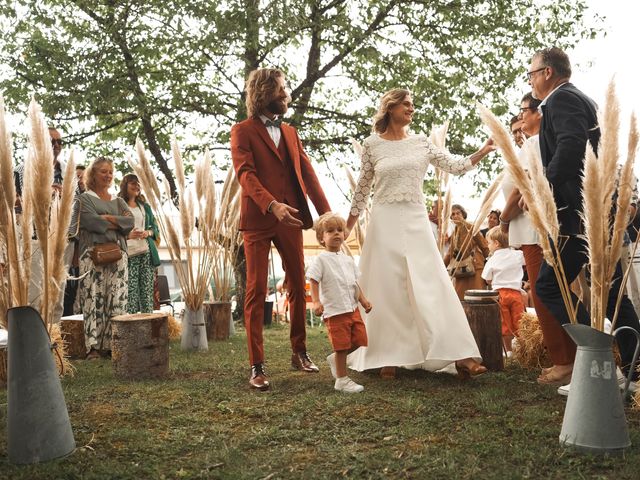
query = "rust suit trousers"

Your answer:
(243, 223), (307, 366)
(521, 244), (576, 365)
